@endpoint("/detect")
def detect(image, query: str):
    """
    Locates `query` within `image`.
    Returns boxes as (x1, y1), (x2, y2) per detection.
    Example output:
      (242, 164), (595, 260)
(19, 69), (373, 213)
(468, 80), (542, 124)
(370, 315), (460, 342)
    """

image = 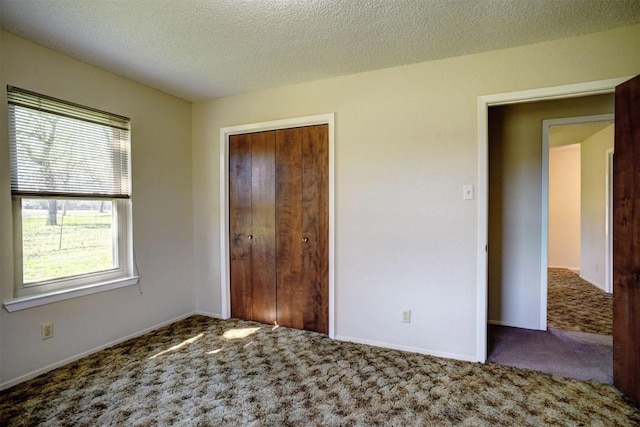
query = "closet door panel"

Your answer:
(230, 125), (329, 334)
(250, 132), (277, 324)
(229, 134), (253, 320)
(301, 125), (329, 334)
(275, 128), (304, 329)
